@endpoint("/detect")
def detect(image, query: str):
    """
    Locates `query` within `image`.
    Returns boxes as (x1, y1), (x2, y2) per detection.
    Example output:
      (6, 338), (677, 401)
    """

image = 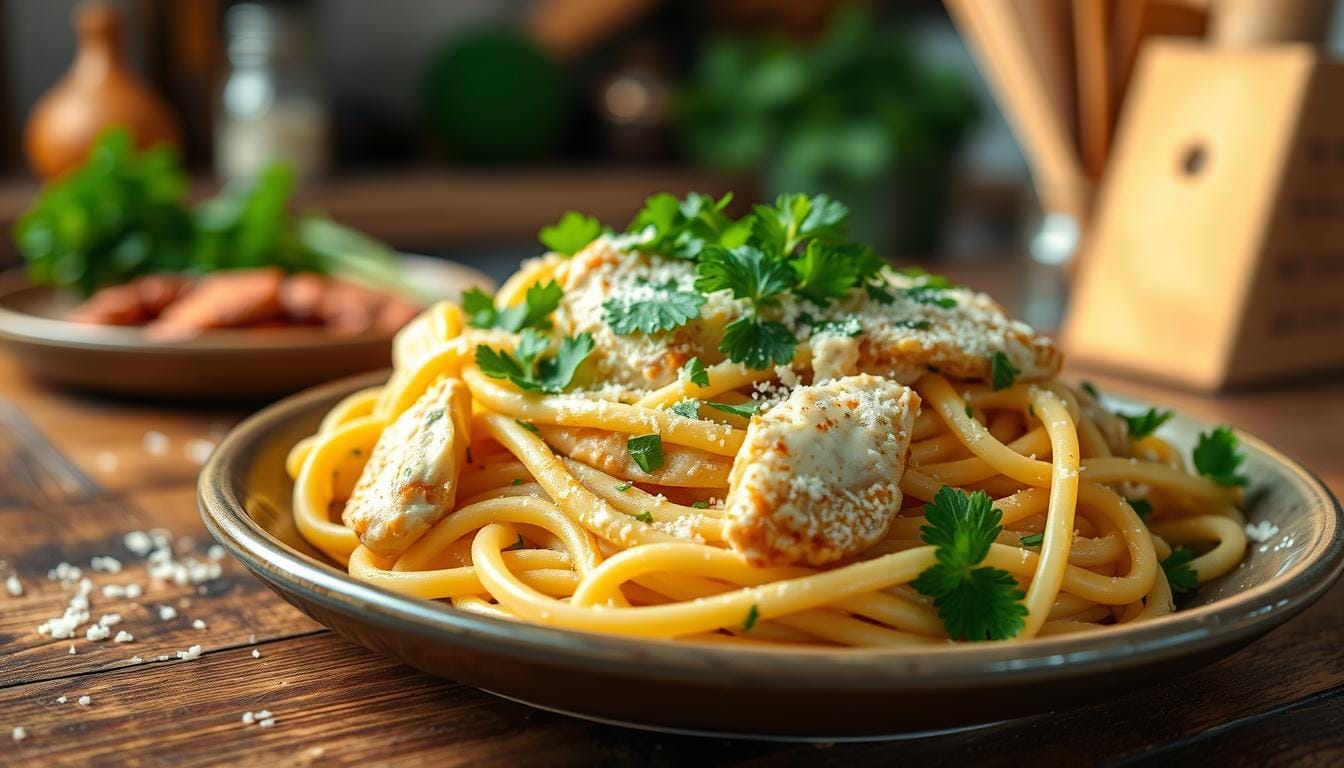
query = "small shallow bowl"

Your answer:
(199, 372), (1344, 739)
(0, 256), (491, 401)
